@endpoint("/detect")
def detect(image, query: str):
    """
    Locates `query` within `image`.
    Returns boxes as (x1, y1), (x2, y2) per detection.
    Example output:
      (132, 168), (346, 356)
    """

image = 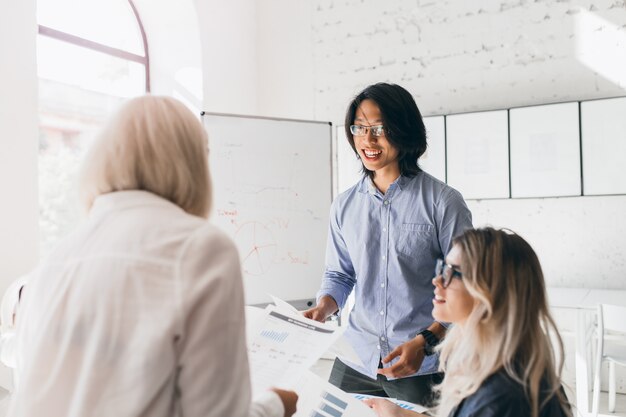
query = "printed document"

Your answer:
(248, 303), (341, 394)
